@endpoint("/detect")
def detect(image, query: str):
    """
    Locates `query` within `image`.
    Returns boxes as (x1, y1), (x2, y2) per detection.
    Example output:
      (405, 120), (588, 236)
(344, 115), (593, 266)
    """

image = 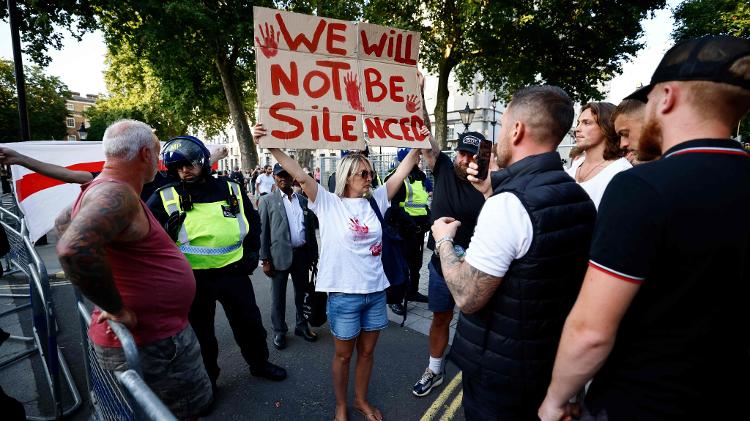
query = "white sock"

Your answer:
(428, 356), (443, 374)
